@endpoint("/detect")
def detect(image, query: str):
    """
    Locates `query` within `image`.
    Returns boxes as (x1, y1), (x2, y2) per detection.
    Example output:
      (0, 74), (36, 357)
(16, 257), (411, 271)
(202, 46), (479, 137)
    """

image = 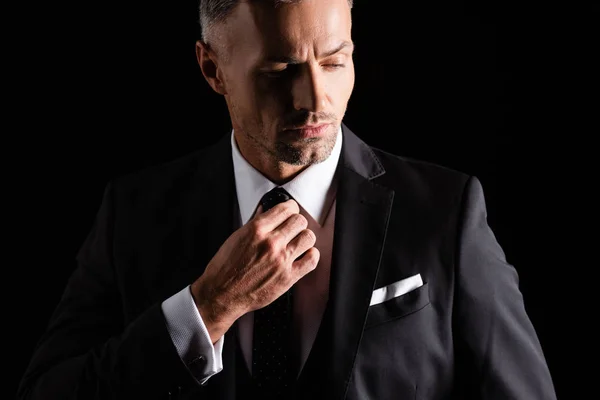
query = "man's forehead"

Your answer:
(260, 40), (354, 64)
